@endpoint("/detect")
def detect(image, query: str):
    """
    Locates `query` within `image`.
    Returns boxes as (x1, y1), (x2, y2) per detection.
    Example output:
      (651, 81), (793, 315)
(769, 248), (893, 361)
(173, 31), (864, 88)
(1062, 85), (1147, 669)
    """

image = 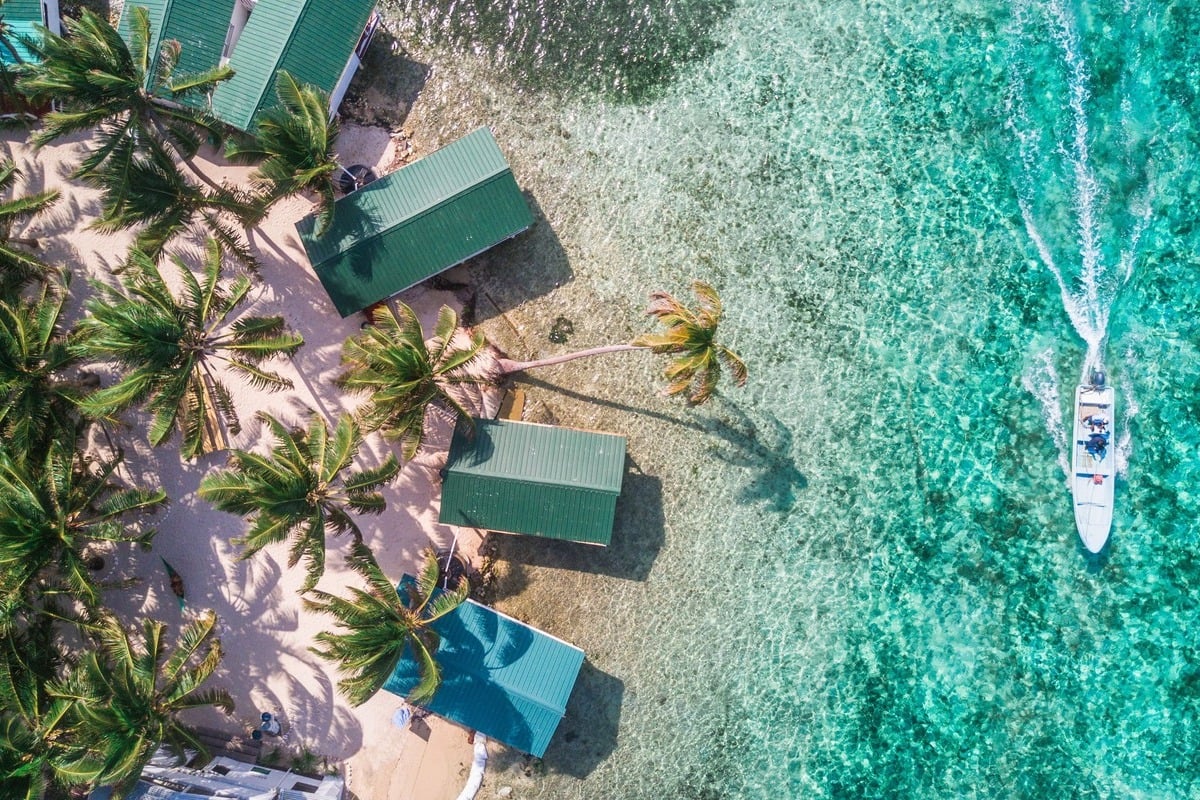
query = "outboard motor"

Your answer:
(1092, 370), (1106, 389)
